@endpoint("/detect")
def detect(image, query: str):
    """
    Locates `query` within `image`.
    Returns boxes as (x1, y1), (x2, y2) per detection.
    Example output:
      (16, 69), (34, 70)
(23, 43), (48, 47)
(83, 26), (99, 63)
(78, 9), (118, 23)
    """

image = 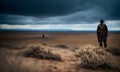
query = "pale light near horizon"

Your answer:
(0, 20), (120, 31)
